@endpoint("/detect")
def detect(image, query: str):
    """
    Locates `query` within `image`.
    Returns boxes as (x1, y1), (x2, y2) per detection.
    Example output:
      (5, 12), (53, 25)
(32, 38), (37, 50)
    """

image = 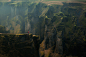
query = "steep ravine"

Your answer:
(0, 1), (86, 57)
